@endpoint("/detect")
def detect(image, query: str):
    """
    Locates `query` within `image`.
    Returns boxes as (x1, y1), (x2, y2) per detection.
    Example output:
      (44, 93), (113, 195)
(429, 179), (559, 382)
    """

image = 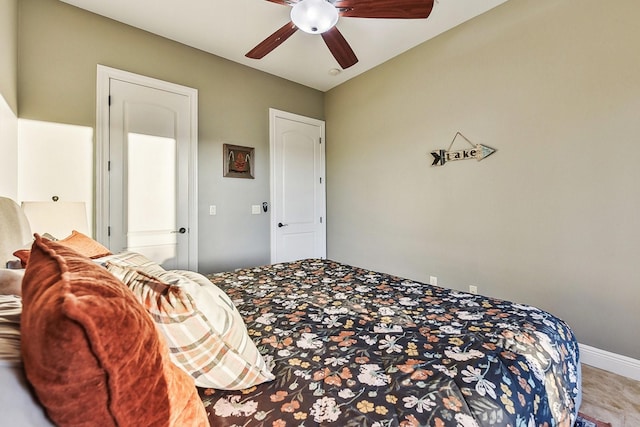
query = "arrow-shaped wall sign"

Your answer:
(431, 132), (496, 167)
